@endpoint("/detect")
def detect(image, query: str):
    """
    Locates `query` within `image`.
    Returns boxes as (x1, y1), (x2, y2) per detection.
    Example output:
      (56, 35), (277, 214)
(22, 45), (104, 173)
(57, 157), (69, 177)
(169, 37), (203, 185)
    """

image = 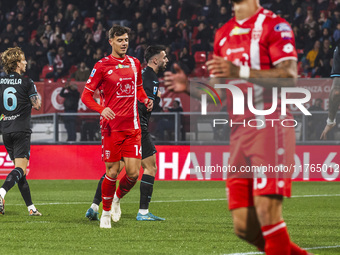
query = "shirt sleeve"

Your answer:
(267, 19), (297, 66)
(81, 62), (105, 113)
(84, 62), (103, 93)
(27, 78), (38, 98)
